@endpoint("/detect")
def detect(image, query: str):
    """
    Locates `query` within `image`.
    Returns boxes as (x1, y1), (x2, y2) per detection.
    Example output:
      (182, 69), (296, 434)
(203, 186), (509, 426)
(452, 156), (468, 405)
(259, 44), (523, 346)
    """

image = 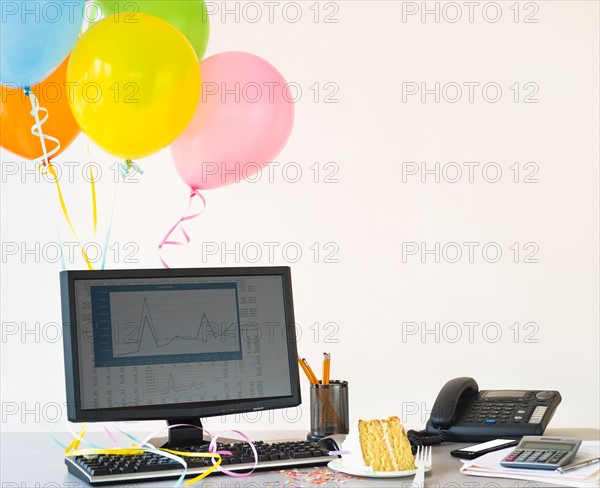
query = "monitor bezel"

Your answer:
(60, 266), (301, 423)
